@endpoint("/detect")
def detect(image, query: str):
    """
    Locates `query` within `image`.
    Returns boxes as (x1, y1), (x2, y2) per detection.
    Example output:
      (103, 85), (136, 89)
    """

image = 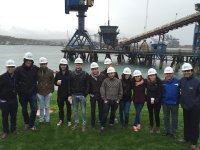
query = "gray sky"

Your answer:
(0, 0), (199, 45)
